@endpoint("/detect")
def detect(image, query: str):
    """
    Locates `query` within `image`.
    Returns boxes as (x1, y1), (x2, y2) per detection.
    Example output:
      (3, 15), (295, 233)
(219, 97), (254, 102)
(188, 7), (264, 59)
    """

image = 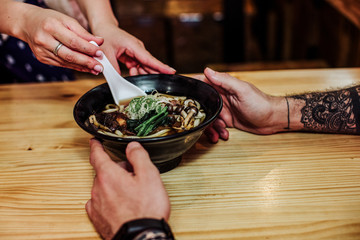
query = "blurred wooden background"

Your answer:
(110, 0), (360, 74)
